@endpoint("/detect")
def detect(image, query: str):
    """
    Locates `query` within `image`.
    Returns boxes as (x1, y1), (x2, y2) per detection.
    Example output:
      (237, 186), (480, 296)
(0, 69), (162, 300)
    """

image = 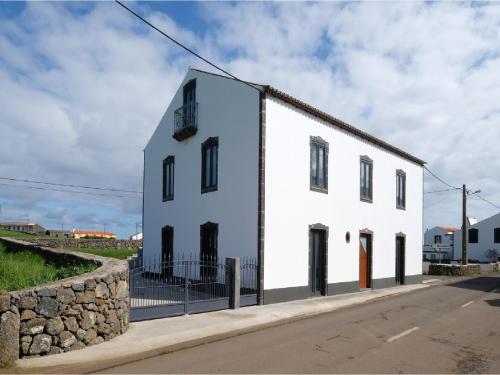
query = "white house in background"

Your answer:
(423, 226), (457, 261)
(130, 232), (143, 240)
(143, 68), (425, 304)
(454, 212), (500, 262)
